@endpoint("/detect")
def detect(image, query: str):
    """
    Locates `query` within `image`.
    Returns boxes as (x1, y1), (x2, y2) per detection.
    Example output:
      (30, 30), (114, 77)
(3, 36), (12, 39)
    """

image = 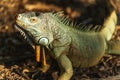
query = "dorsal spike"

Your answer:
(89, 25), (94, 32)
(51, 11), (55, 14)
(76, 23), (81, 29)
(63, 19), (69, 24)
(92, 26), (99, 32)
(73, 21), (78, 28)
(81, 24), (87, 31)
(77, 23), (84, 30)
(85, 25), (92, 31)
(53, 11), (64, 16)
(66, 20), (70, 25)
(63, 17), (68, 23)
(70, 21), (74, 27)
(83, 25), (90, 31)
(96, 25), (102, 32)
